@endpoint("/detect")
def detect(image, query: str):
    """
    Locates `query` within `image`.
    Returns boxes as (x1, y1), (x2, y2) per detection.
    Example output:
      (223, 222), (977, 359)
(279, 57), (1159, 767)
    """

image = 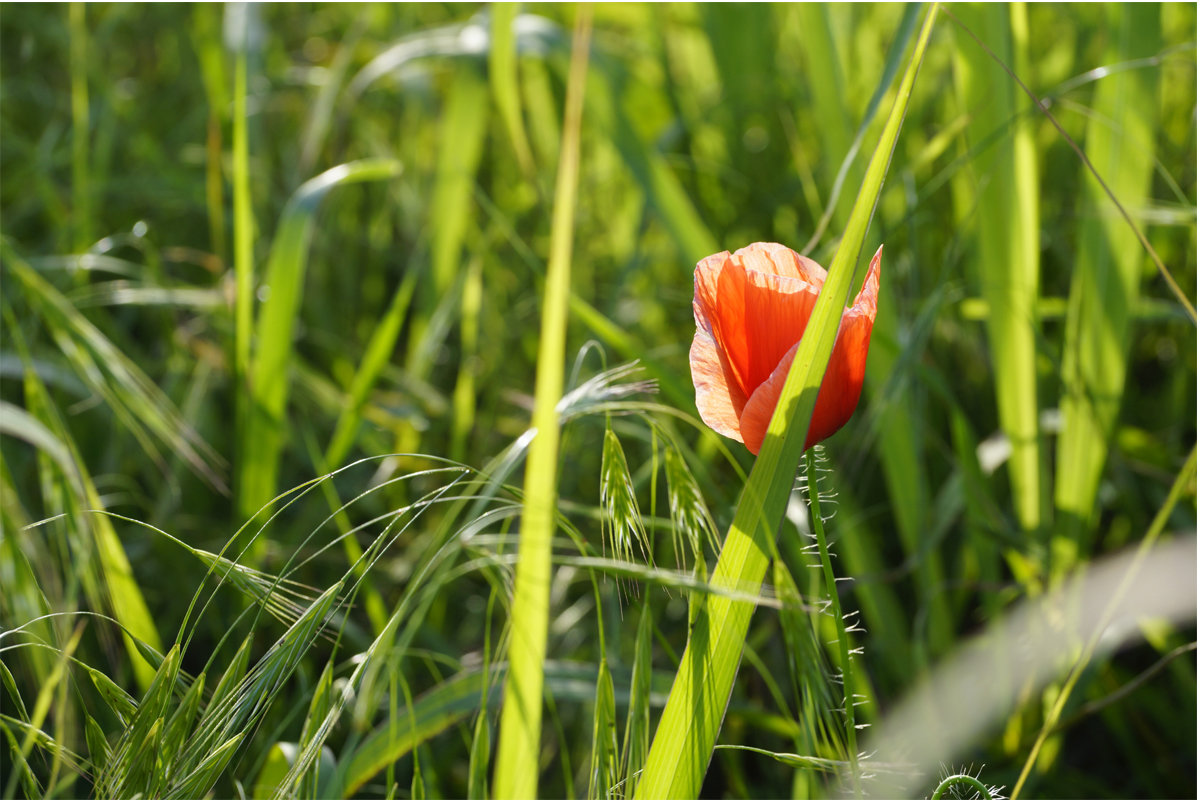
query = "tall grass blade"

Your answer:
(411, 67), (487, 371)
(1055, 4), (1162, 557)
(325, 267), (419, 469)
(493, 12), (591, 799)
(634, 7), (939, 798)
(232, 13), (255, 469)
(12, 336), (163, 690)
(952, 3), (1044, 539)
